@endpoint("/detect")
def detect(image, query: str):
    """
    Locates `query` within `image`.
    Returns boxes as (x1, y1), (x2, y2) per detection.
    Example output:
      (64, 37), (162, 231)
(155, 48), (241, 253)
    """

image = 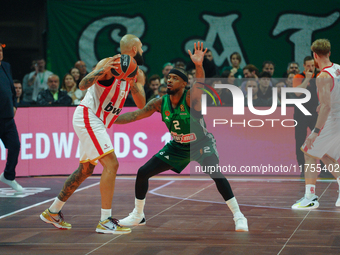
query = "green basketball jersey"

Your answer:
(161, 90), (210, 144)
